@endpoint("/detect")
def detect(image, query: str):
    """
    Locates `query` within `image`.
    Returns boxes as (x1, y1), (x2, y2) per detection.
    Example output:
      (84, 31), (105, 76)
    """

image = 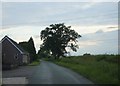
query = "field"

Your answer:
(52, 55), (119, 84)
